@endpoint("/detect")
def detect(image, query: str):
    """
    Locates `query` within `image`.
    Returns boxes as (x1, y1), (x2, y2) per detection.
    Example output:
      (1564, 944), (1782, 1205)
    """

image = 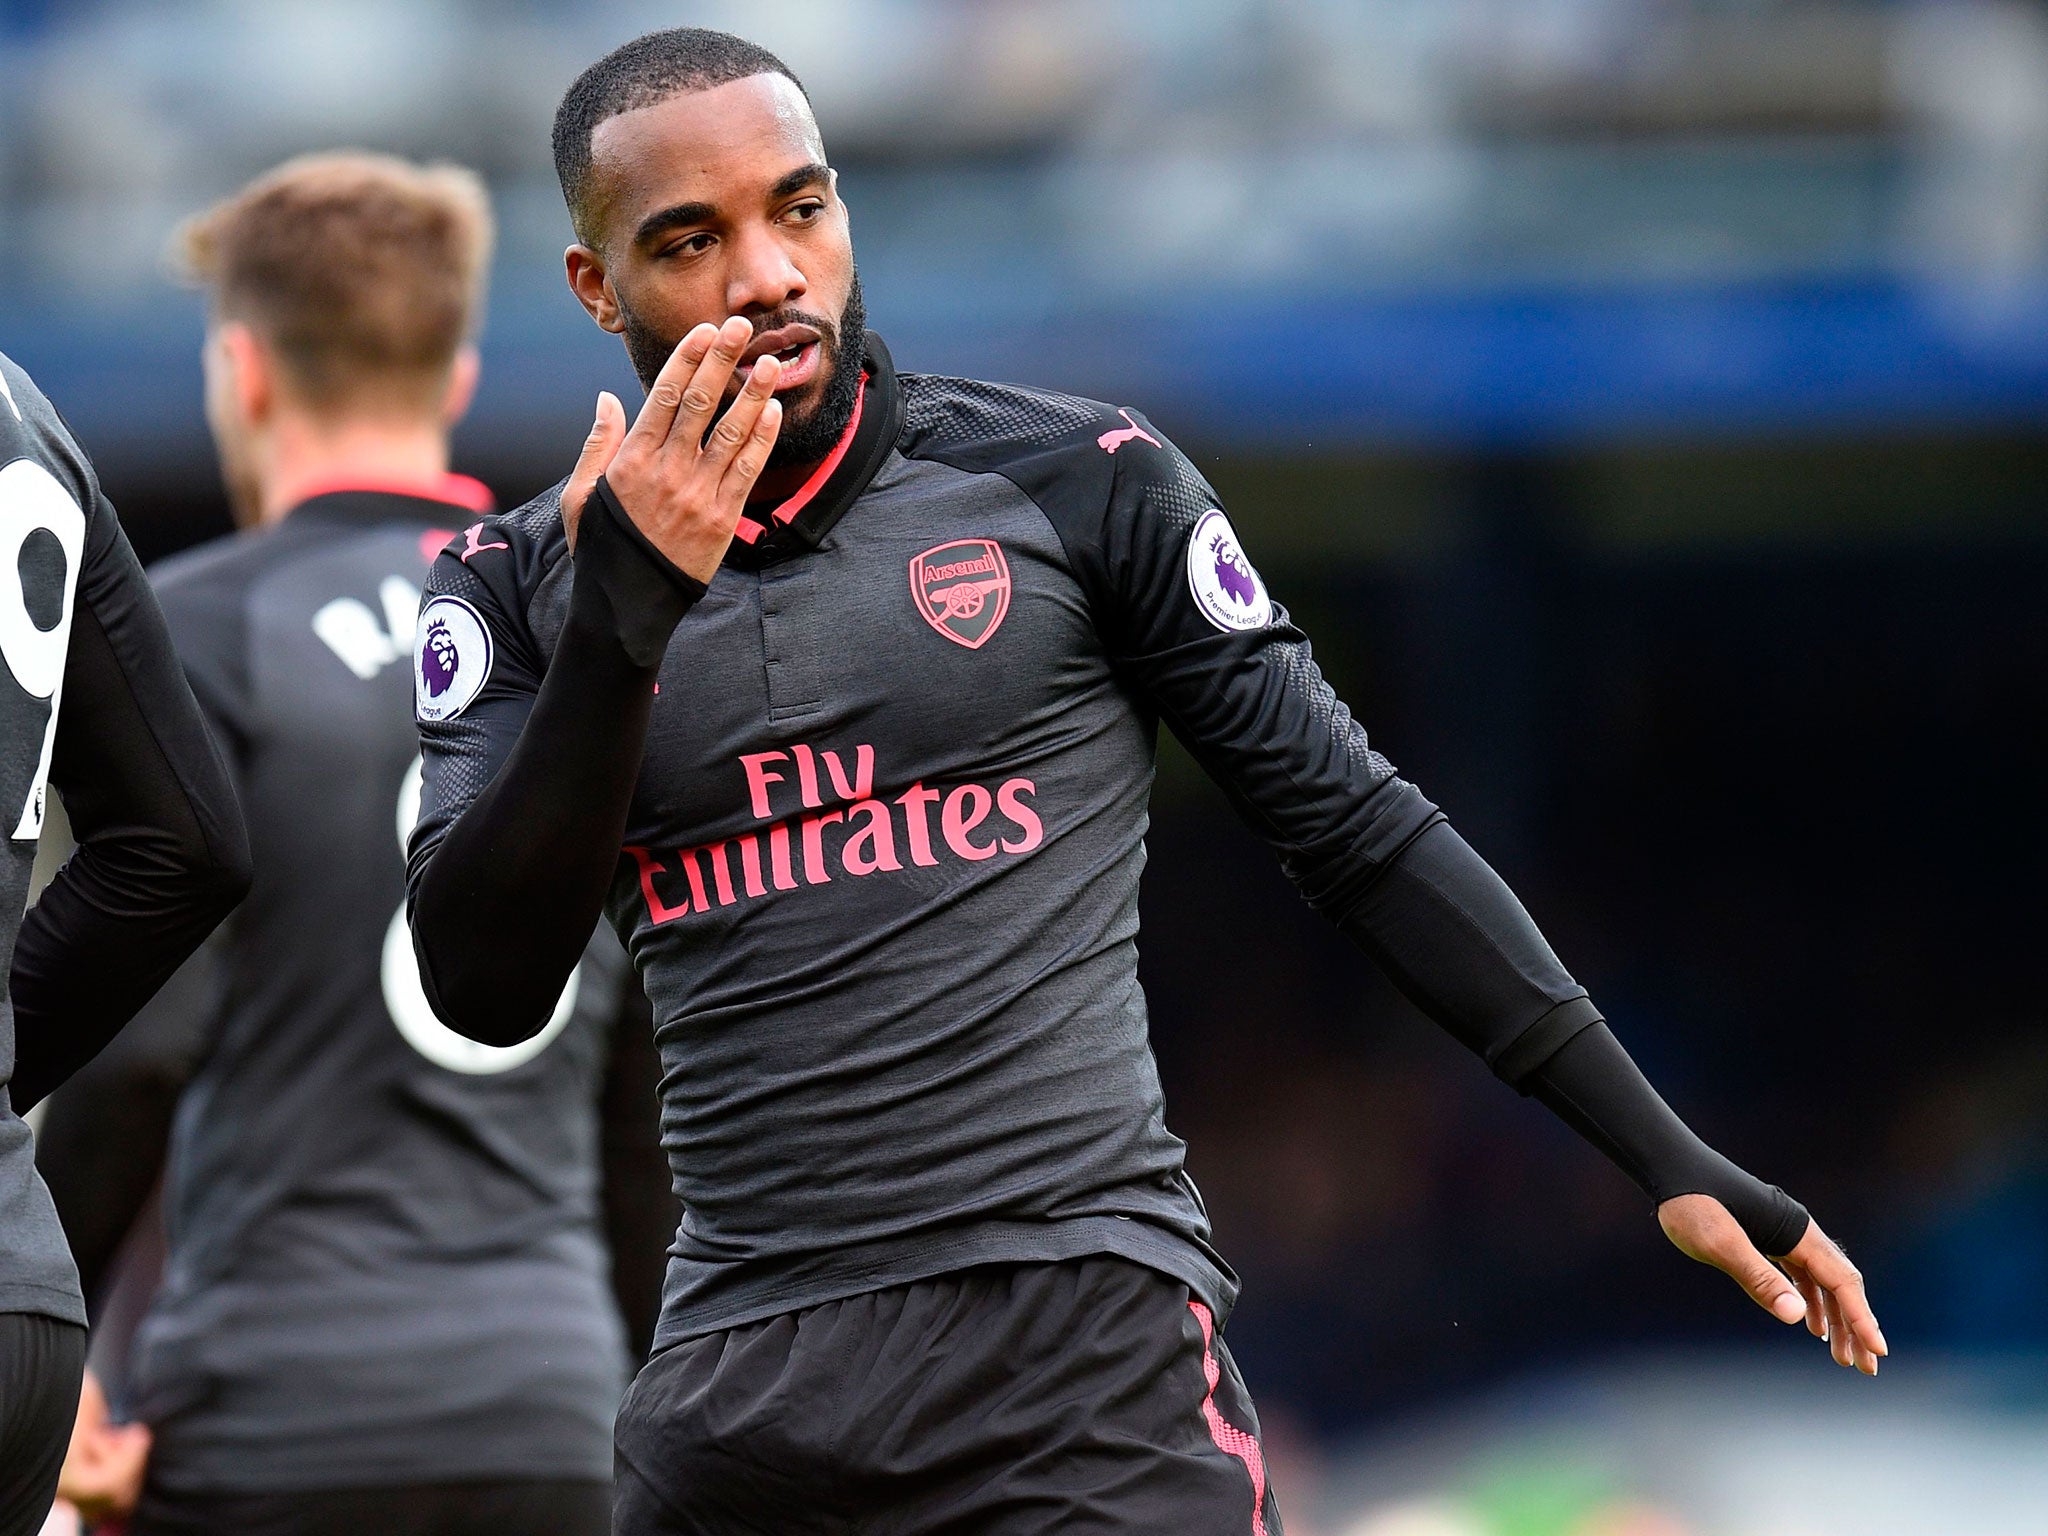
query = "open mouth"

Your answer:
(738, 329), (823, 392)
